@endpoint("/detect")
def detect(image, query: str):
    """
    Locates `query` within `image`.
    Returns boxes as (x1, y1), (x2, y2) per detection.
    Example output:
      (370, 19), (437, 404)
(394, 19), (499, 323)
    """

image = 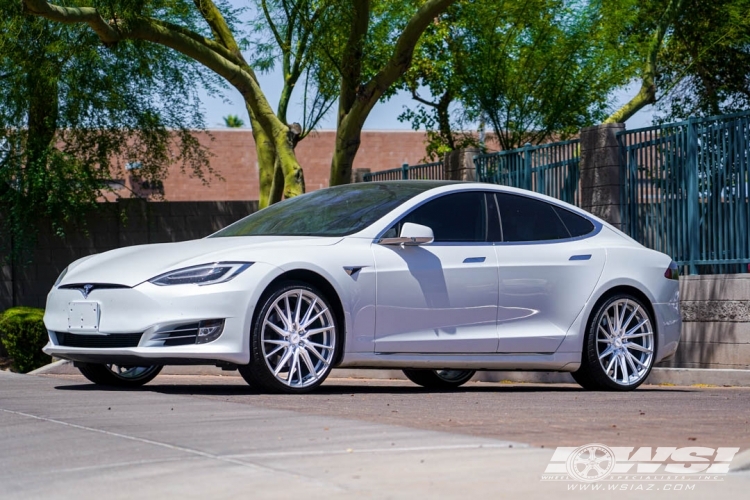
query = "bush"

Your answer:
(0, 307), (51, 373)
